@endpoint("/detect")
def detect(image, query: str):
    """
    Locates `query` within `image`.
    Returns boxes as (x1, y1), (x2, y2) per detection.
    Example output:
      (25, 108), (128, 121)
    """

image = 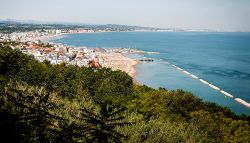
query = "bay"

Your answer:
(50, 32), (250, 114)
